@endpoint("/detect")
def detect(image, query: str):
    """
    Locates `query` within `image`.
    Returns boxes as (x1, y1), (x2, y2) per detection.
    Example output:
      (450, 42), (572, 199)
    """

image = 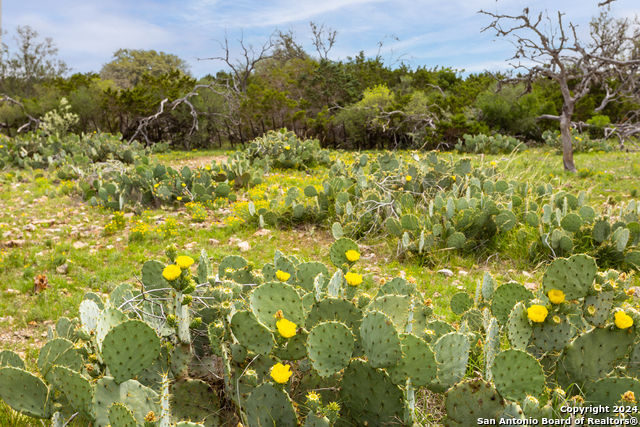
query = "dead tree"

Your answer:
(198, 31), (275, 94)
(480, 8), (640, 172)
